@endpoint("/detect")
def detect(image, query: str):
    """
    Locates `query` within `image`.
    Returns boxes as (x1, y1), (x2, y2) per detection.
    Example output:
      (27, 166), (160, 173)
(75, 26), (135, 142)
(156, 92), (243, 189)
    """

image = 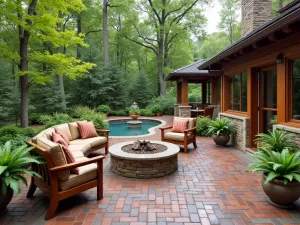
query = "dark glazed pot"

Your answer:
(0, 185), (13, 215)
(262, 174), (300, 208)
(212, 134), (230, 146)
